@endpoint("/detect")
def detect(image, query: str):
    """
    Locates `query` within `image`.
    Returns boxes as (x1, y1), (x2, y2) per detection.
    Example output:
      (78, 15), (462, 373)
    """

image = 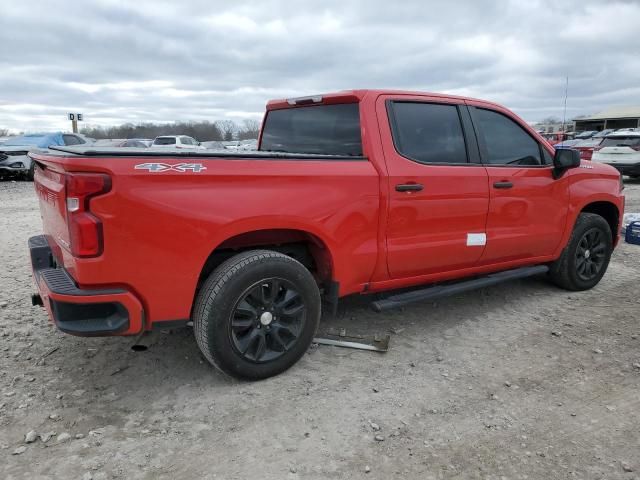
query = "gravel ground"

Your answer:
(1, 178), (639, 480)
